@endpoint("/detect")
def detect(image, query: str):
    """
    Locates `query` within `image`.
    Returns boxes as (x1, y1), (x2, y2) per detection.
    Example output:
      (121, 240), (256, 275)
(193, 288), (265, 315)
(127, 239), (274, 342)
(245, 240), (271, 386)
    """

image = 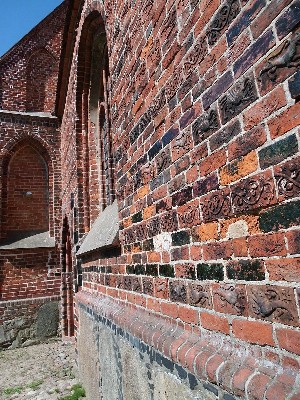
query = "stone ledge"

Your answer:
(76, 291), (300, 400)
(0, 295), (61, 307)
